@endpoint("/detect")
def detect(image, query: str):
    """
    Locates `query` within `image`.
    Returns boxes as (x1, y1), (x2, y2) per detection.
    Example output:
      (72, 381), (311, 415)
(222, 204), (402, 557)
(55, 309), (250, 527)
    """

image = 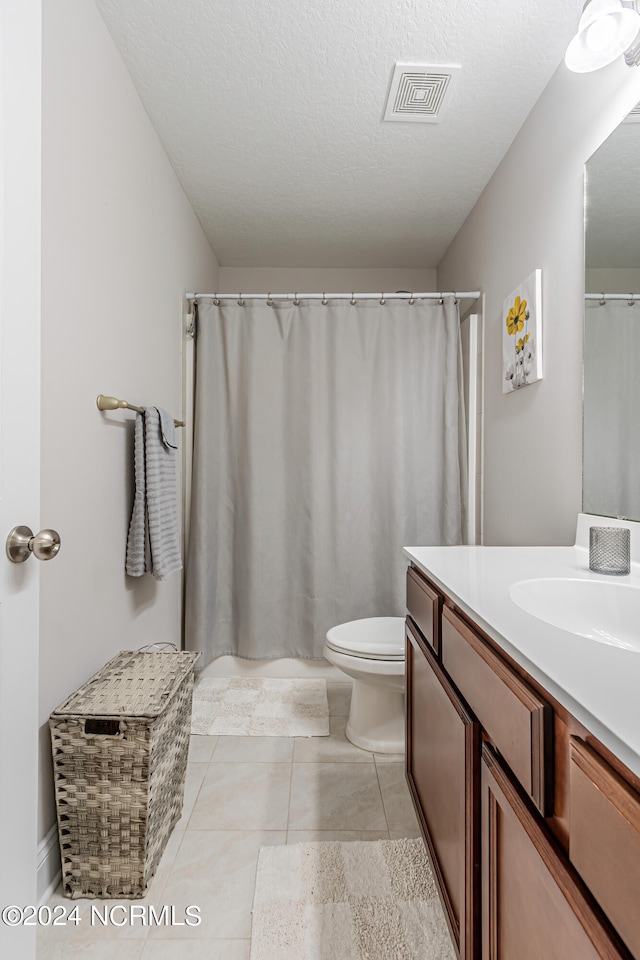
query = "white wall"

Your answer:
(38, 0), (218, 861)
(438, 61), (640, 546)
(218, 266), (436, 295)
